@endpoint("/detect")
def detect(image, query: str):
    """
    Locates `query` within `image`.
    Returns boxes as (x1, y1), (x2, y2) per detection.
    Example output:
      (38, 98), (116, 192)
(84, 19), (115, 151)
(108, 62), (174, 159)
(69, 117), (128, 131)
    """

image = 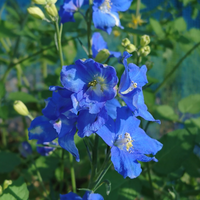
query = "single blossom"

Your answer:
(60, 59), (118, 114)
(97, 107), (163, 178)
(59, 0), (88, 23)
(60, 191), (104, 200)
(119, 51), (160, 123)
(92, 0), (133, 34)
(19, 141), (32, 158)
